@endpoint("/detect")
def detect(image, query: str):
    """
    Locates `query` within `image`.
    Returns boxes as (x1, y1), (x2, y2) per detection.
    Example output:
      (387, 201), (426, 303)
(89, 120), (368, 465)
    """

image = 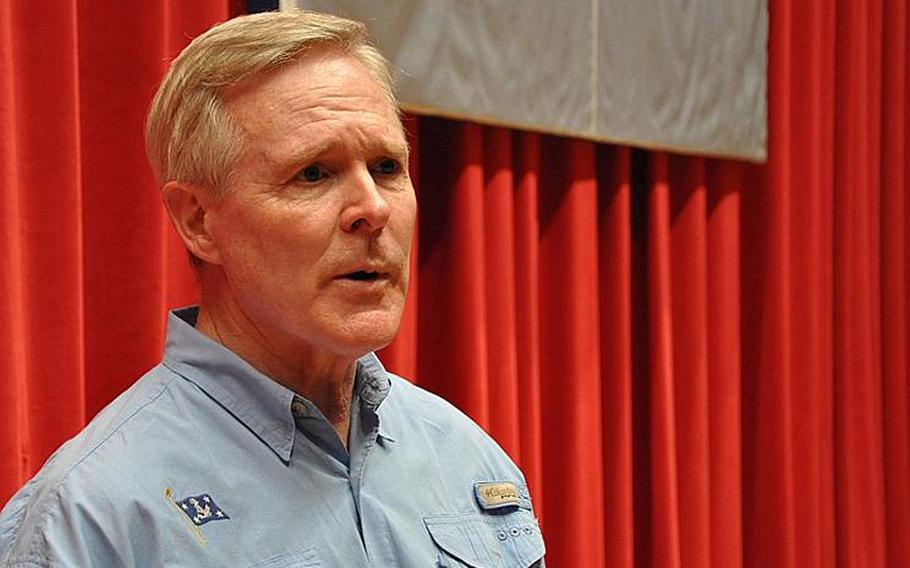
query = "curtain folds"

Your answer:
(0, 0), (226, 496)
(2, 0), (909, 567)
